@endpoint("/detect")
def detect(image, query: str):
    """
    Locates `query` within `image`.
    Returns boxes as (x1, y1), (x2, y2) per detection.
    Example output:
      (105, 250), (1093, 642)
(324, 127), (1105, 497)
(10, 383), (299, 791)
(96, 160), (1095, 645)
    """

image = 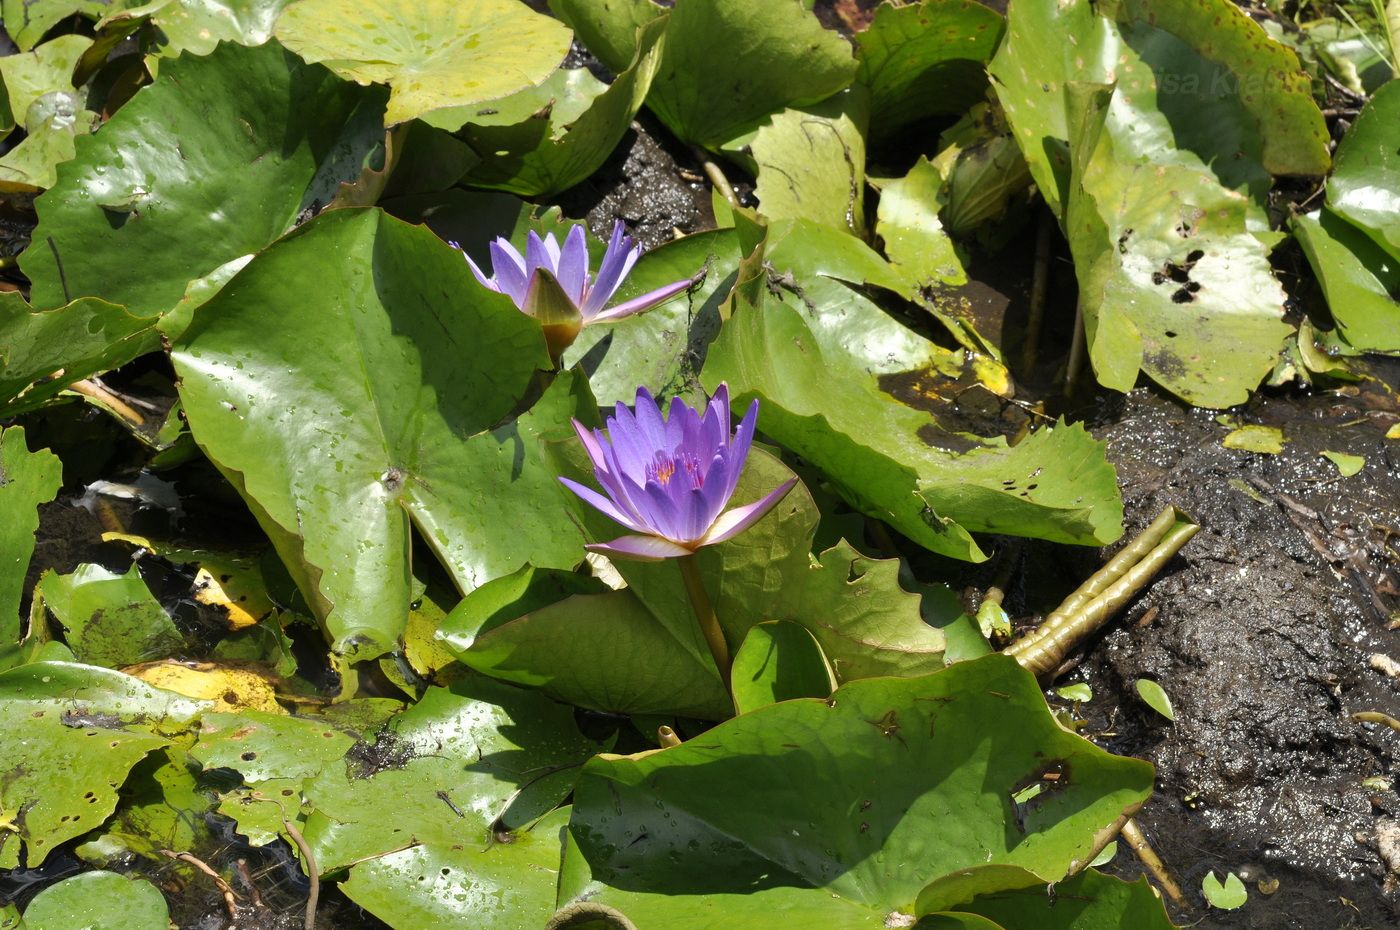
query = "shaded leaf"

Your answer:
(917, 864), (1176, 928)
(731, 620), (836, 714)
(1325, 60), (1400, 256)
(1292, 209), (1400, 354)
(37, 563), (184, 669)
